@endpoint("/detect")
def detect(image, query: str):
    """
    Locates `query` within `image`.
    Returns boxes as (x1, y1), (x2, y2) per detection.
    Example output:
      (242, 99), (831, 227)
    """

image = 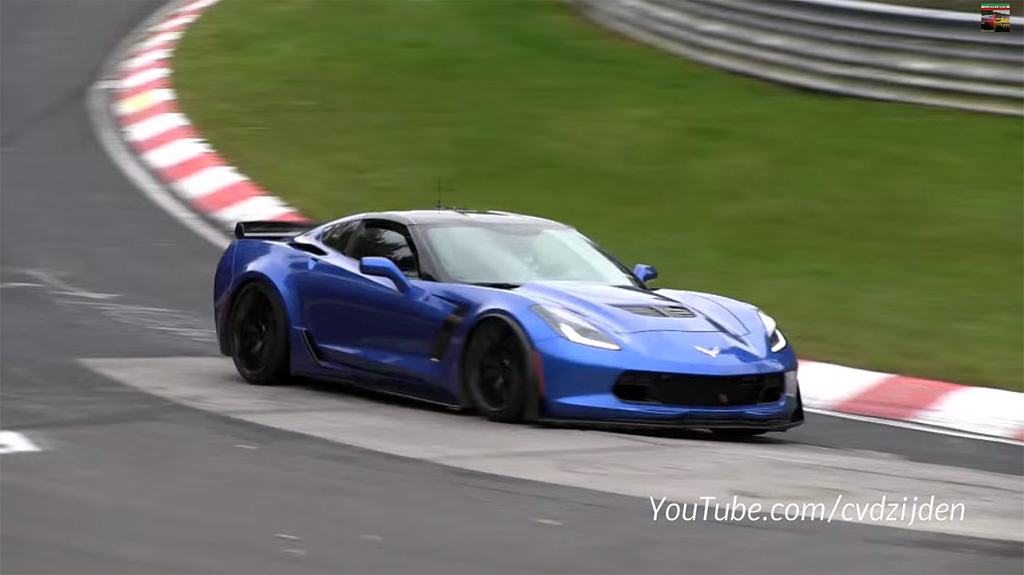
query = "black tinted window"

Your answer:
(349, 224), (419, 277)
(322, 221), (357, 252)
